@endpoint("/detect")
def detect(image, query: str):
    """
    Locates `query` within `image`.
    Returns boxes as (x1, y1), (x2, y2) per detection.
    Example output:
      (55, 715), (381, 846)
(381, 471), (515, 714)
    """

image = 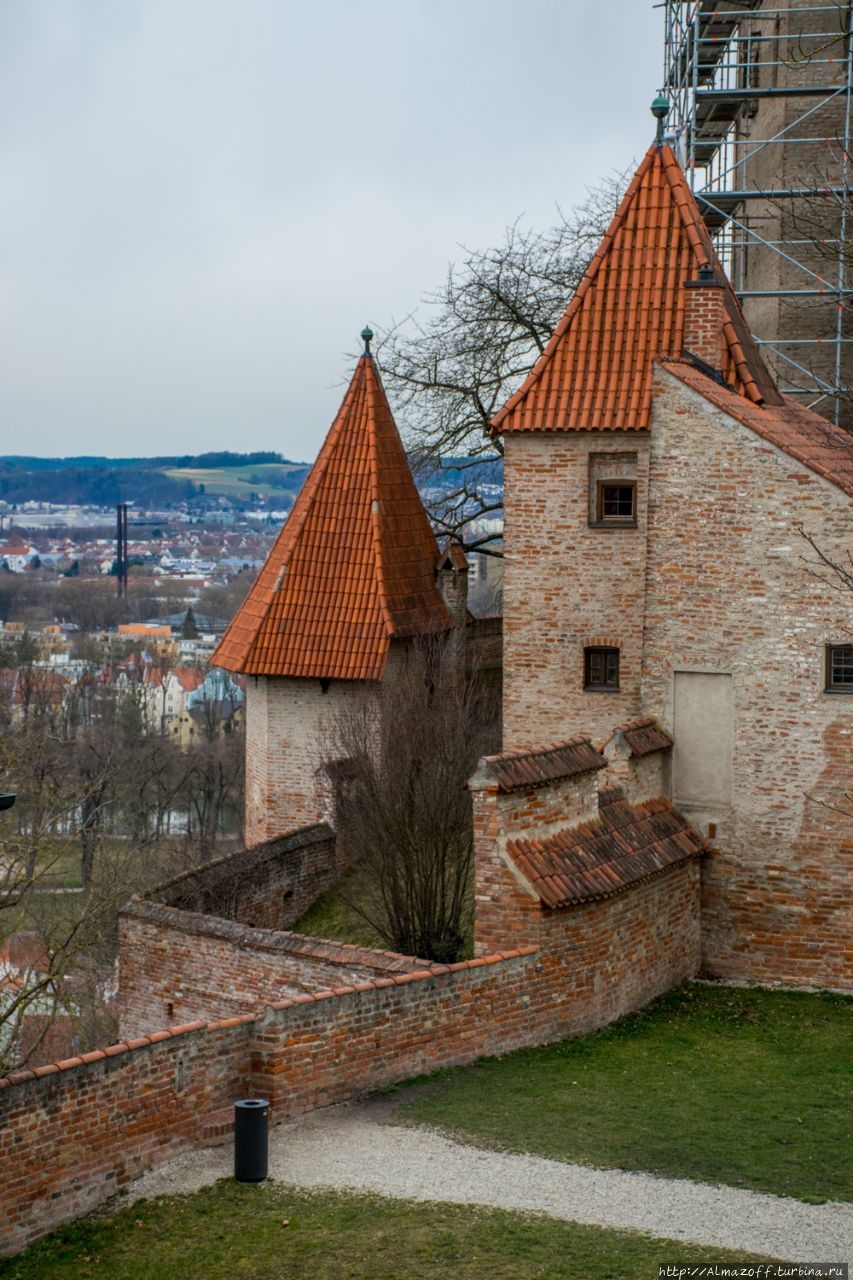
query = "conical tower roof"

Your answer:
(214, 339), (450, 680)
(492, 144), (782, 436)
